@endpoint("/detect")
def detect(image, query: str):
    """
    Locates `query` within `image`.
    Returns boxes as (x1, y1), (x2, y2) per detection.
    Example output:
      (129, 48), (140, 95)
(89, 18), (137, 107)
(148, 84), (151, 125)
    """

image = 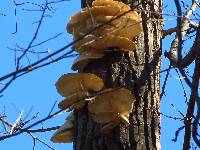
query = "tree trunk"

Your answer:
(74, 0), (162, 150)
